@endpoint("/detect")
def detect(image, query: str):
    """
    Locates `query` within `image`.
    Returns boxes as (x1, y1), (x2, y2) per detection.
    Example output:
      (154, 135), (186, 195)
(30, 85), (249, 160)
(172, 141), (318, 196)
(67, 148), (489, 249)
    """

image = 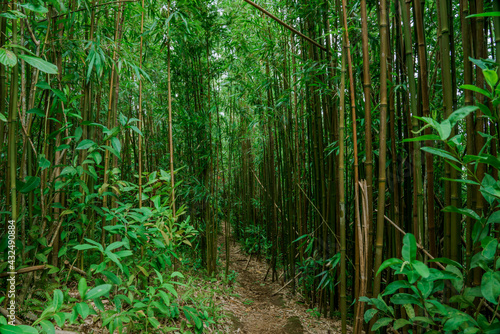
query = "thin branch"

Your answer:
(242, 0), (328, 52)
